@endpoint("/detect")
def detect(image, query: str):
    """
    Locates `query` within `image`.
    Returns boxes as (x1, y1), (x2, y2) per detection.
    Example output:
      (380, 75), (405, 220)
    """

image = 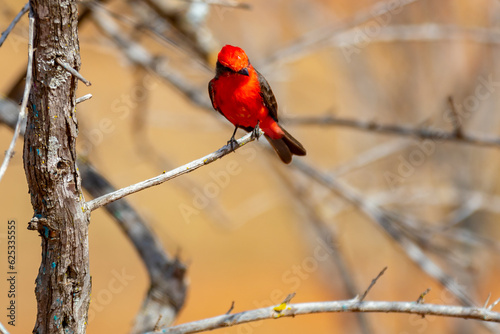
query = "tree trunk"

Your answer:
(23, 0), (91, 333)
